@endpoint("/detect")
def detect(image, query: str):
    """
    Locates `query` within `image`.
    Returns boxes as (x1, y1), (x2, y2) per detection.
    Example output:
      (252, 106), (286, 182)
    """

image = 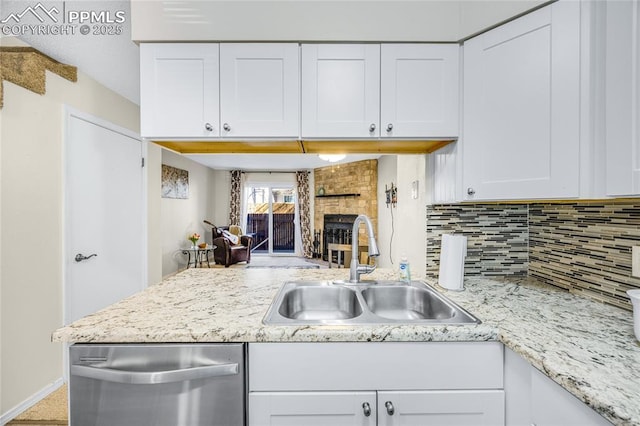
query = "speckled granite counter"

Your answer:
(52, 268), (640, 425)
